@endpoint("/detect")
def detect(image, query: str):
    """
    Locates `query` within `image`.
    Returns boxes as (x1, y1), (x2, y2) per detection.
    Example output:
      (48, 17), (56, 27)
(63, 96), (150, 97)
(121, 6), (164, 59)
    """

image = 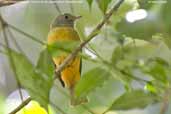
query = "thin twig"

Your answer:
(8, 24), (45, 45)
(54, 0), (125, 79)
(2, 0), (125, 113)
(70, 0), (74, 13)
(0, 0), (23, 7)
(88, 45), (148, 83)
(0, 15), (45, 45)
(1, 15), (24, 102)
(6, 27), (25, 55)
(9, 97), (32, 114)
(8, 84), (68, 114)
(52, 0), (62, 14)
